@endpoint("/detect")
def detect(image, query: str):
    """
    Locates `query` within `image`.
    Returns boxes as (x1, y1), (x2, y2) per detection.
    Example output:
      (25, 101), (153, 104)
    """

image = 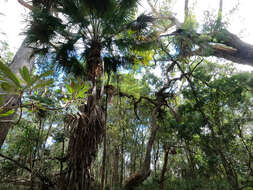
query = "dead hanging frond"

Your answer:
(66, 100), (105, 189)
(105, 84), (115, 103)
(128, 14), (154, 32)
(17, 0), (33, 10)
